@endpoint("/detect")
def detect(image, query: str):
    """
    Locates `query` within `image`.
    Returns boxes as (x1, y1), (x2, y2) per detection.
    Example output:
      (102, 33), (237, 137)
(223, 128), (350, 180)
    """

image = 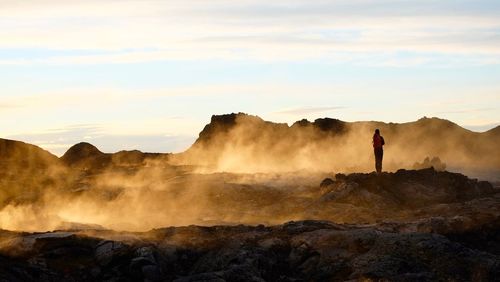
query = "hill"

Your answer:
(61, 142), (171, 171)
(174, 113), (500, 177)
(0, 139), (65, 207)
